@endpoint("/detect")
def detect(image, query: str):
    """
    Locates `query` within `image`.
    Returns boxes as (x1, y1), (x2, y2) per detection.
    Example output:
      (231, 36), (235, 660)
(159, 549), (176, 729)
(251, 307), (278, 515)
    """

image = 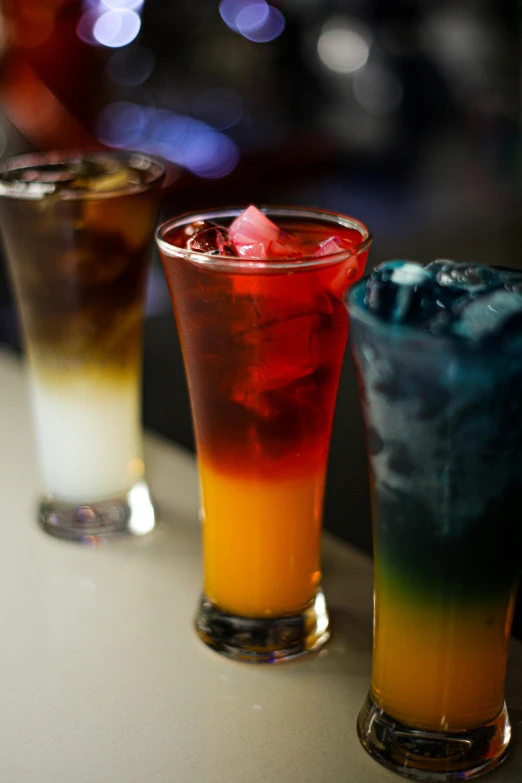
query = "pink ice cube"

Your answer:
(229, 205), (302, 260)
(314, 236), (356, 257)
